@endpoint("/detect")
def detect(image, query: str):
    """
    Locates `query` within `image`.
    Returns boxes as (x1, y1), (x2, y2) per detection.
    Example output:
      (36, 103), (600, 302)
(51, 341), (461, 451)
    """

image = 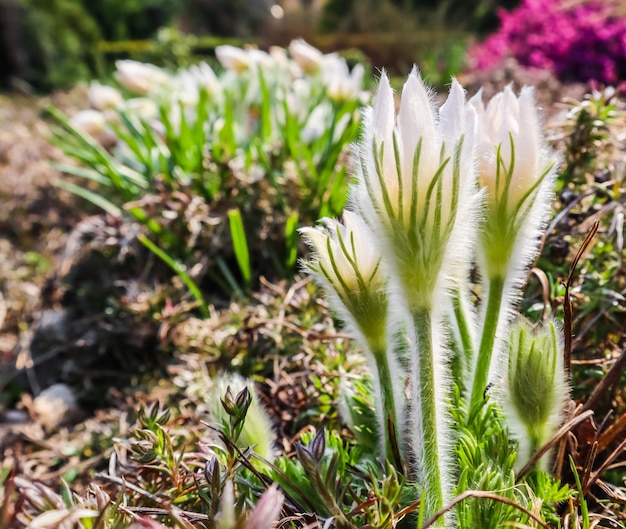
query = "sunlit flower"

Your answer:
(125, 98), (159, 120)
(180, 62), (222, 96)
(289, 39), (324, 74)
(300, 211), (404, 463)
(216, 45), (251, 73)
(88, 82), (123, 110)
(69, 109), (116, 146)
(351, 69), (480, 522)
(246, 48), (275, 69)
(467, 85), (559, 414)
(115, 60), (170, 95)
(322, 54), (366, 102)
(353, 68), (478, 309)
(470, 85), (559, 278)
(300, 210), (386, 331)
(70, 109), (106, 136)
